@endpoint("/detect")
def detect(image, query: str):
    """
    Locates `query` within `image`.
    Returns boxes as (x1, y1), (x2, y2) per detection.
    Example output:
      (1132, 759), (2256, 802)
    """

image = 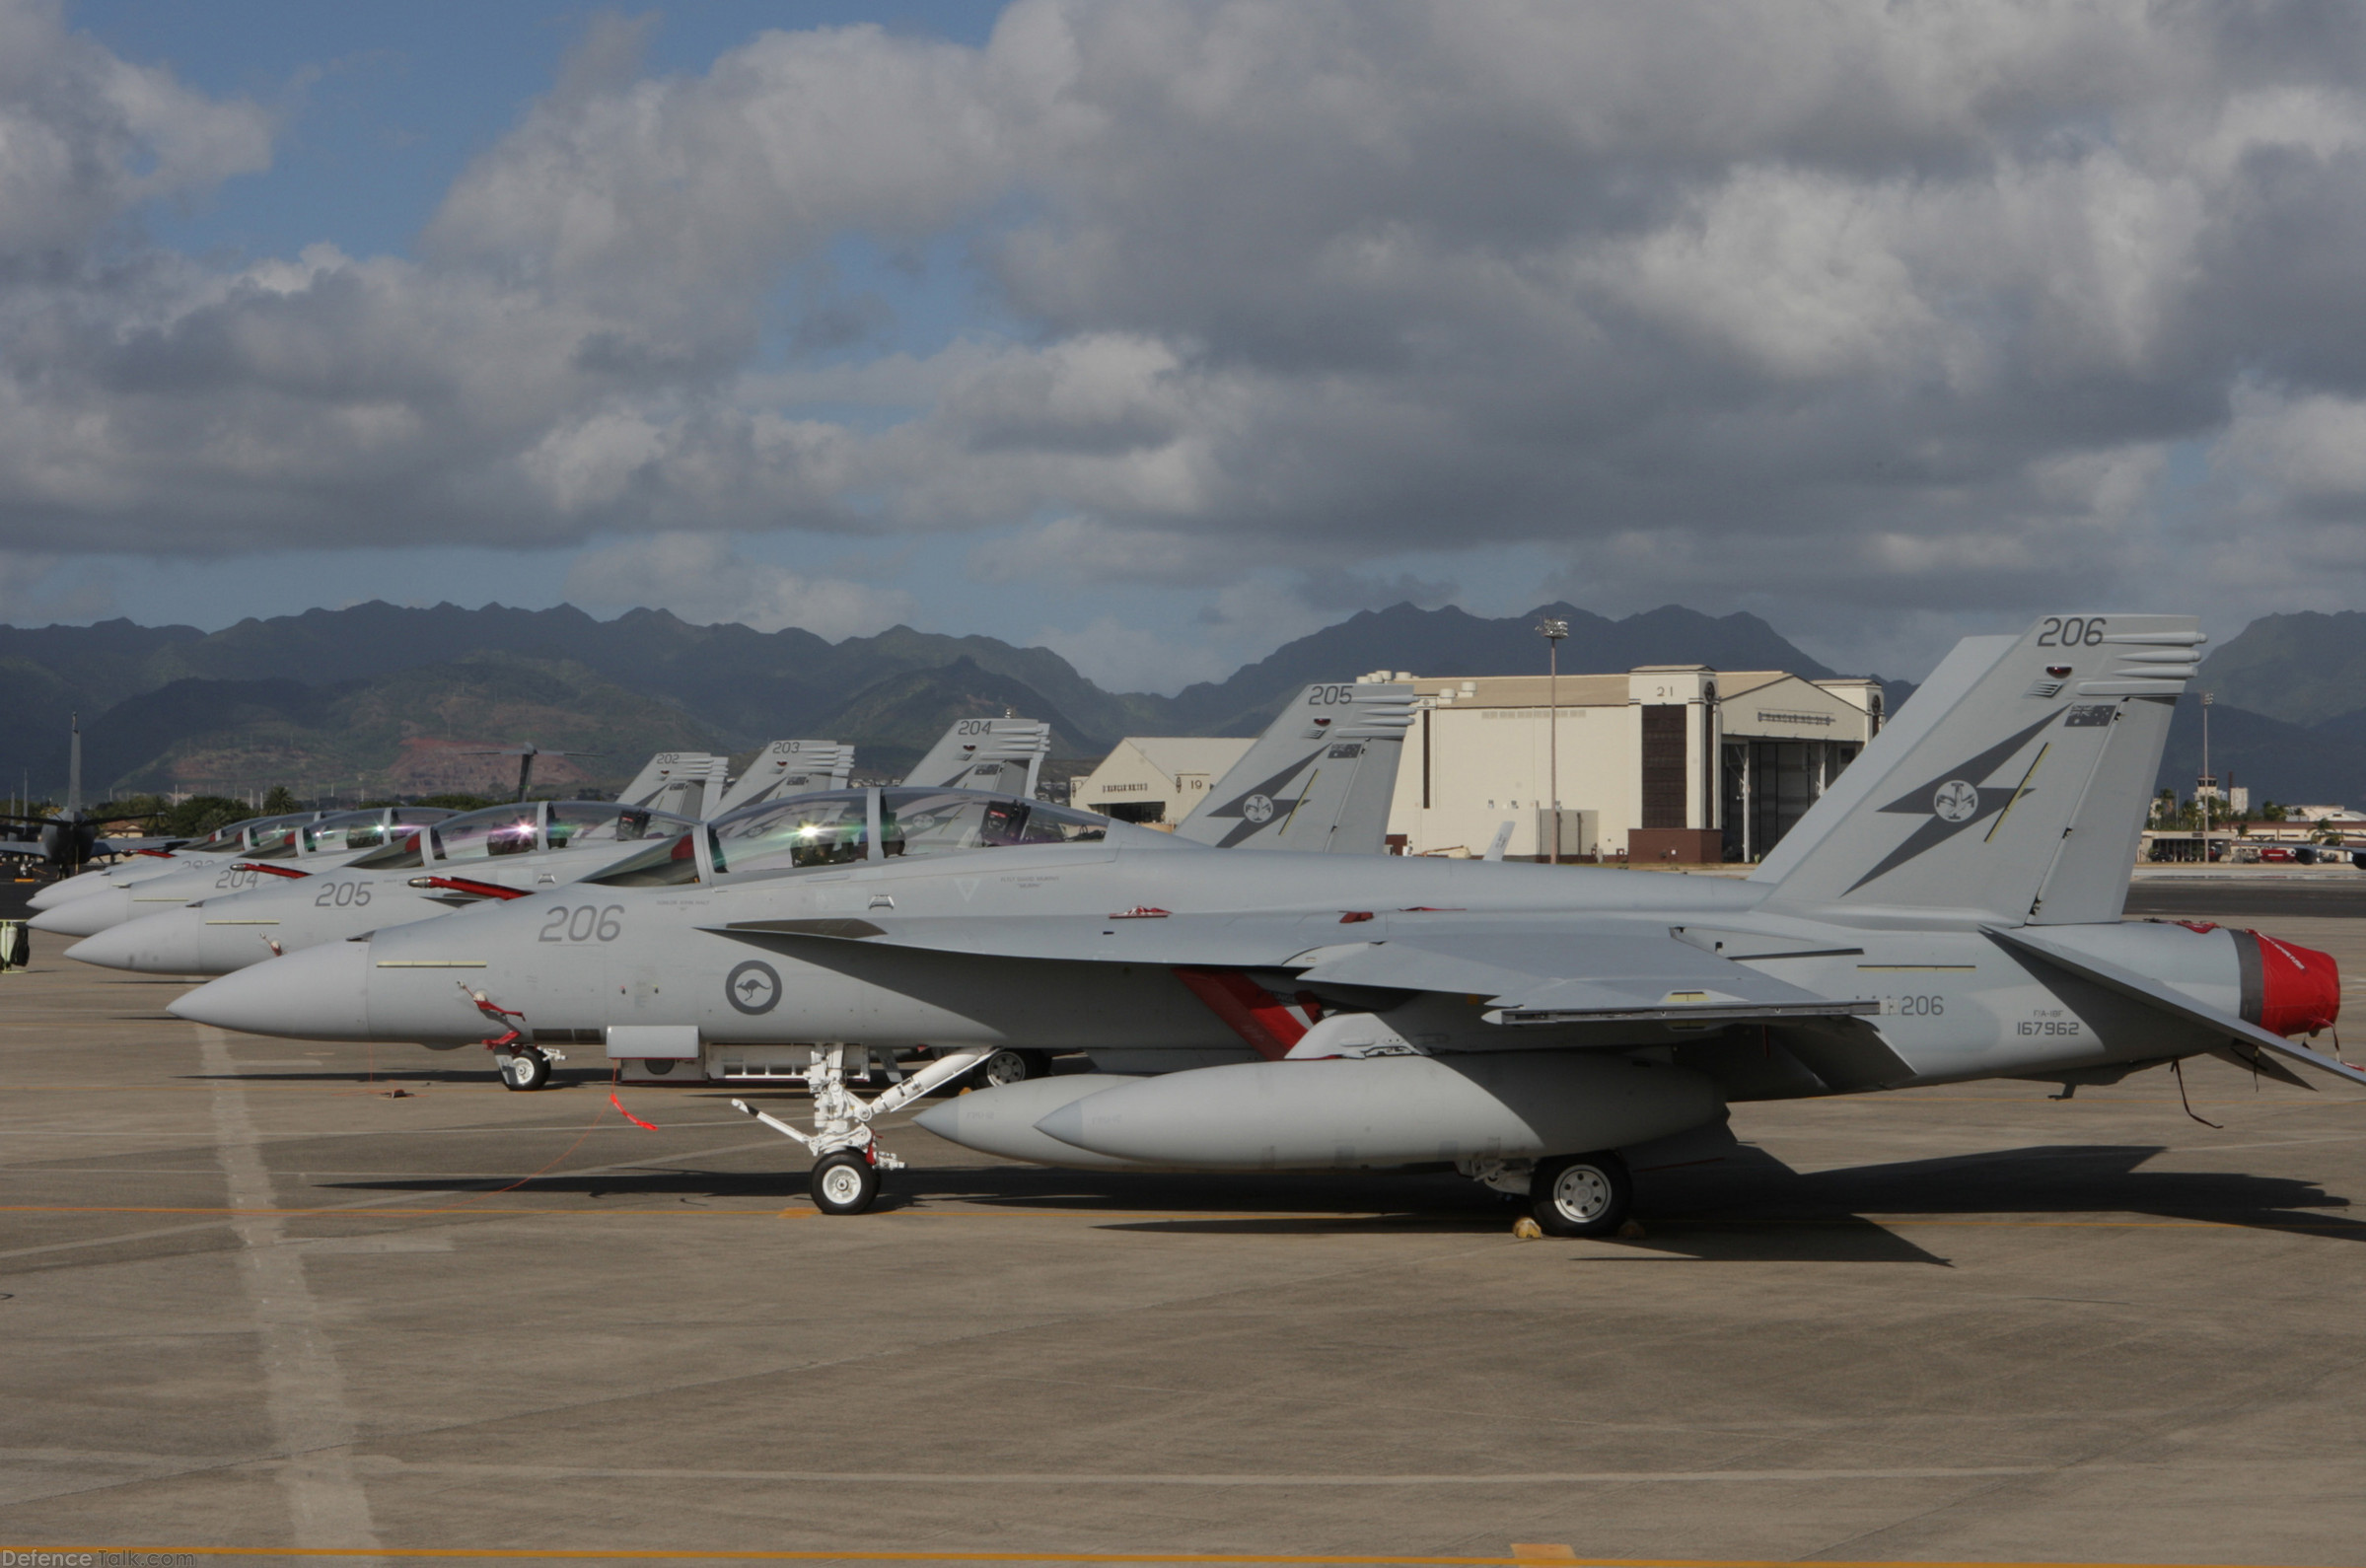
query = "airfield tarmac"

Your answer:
(5, 888), (2366, 1567)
